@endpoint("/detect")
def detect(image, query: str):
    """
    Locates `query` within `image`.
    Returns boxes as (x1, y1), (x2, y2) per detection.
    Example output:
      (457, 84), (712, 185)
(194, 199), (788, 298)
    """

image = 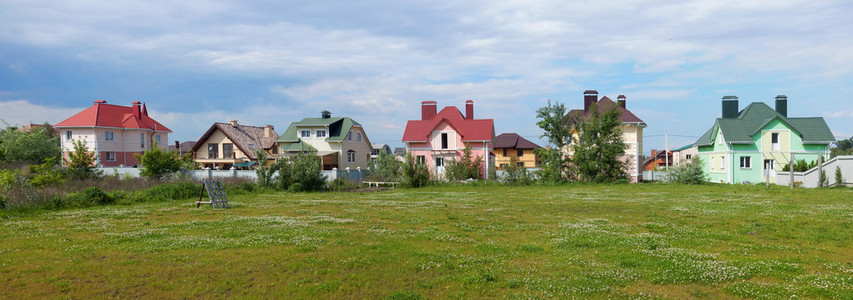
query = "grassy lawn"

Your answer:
(1, 184), (851, 299)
